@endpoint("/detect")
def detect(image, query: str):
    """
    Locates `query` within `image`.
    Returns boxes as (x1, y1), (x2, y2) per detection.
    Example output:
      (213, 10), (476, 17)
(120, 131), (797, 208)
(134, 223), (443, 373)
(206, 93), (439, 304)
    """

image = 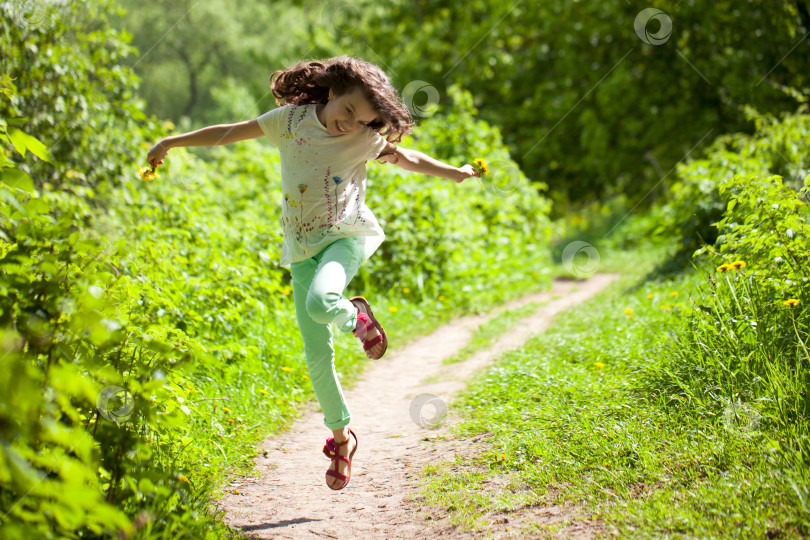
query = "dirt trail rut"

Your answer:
(216, 274), (619, 538)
